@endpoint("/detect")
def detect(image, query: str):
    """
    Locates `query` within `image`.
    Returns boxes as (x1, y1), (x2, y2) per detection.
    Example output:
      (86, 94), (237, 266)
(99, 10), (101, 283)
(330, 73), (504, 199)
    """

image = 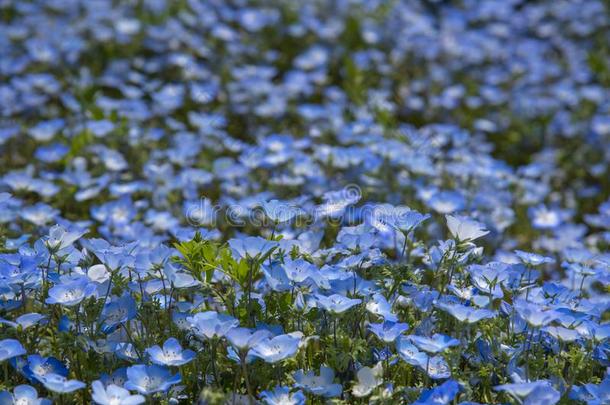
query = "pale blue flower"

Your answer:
(146, 338), (196, 367)
(124, 365), (181, 395)
(260, 386), (305, 405)
(315, 294), (362, 314)
(0, 384), (50, 405)
(188, 311), (239, 339)
(249, 334), (301, 363)
(91, 381), (145, 405)
(0, 339), (26, 361)
(293, 366), (342, 398)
